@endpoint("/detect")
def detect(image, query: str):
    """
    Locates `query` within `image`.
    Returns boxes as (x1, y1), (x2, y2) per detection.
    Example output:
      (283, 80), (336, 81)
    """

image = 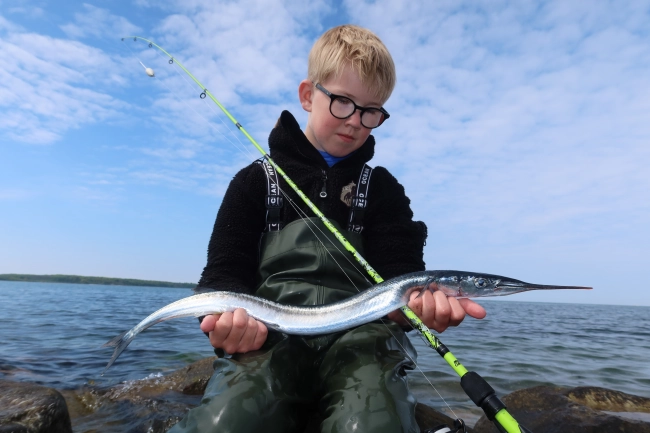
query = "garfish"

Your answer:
(102, 270), (591, 373)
